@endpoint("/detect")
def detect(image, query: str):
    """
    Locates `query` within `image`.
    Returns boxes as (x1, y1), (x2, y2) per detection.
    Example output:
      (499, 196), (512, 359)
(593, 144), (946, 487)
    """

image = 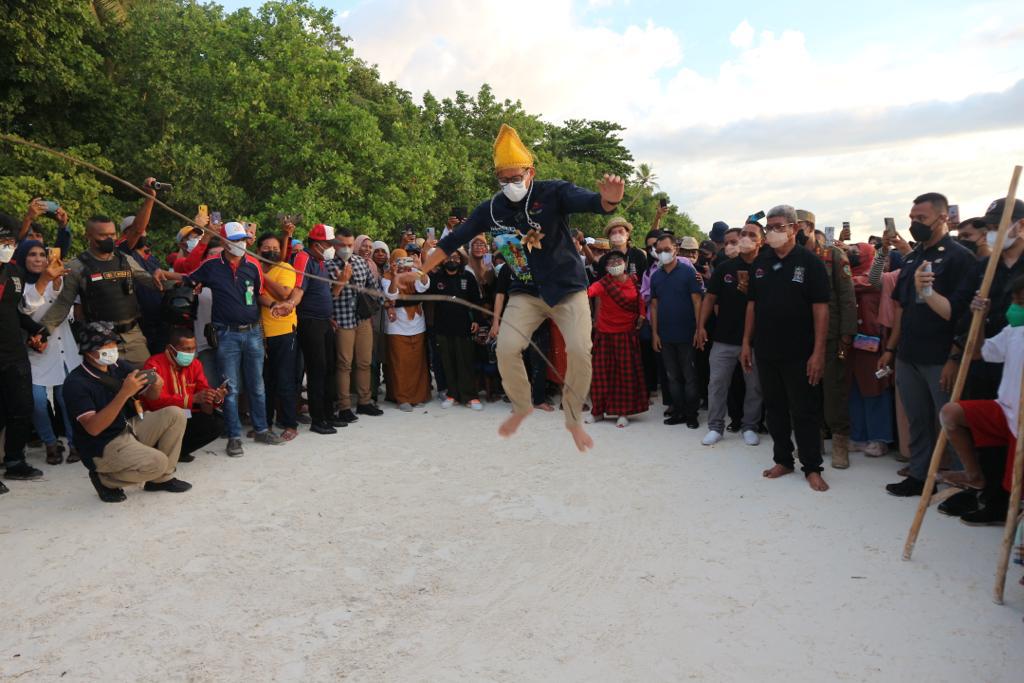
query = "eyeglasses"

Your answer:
(497, 173), (529, 185)
(766, 222), (793, 233)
